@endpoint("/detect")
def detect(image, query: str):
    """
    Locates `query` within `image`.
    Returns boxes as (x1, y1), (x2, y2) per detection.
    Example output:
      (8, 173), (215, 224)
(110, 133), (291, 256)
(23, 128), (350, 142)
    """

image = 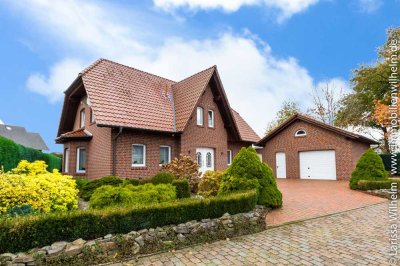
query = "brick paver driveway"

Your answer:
(118, 202), (395, 265)
(266, 179), (387, 226)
